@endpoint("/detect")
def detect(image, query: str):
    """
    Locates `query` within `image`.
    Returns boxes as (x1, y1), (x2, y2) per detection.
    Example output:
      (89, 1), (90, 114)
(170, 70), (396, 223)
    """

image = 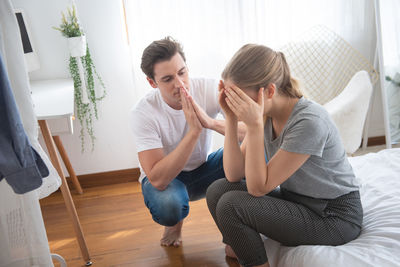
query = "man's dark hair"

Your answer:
(141, 36), (186, 80)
